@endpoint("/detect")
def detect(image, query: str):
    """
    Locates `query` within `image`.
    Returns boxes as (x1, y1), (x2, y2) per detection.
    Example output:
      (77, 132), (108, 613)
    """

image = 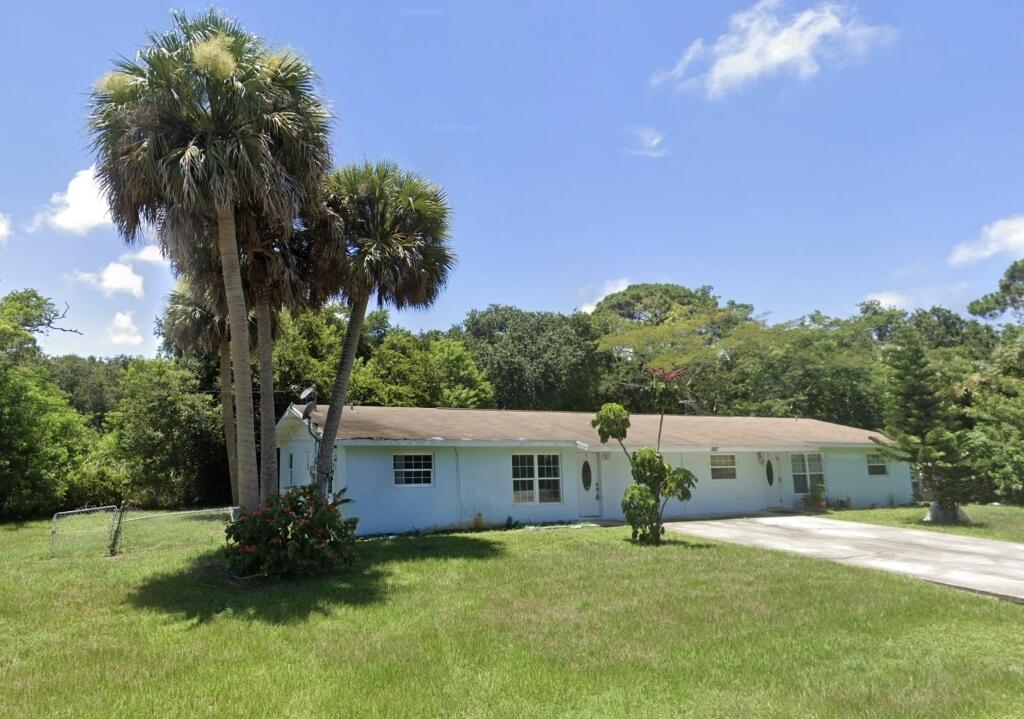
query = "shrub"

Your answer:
(625, 447), (697, 544)
(621, 483), (661, 543)
(803, 481), (826, 510)
(224, 485), (357, 578)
